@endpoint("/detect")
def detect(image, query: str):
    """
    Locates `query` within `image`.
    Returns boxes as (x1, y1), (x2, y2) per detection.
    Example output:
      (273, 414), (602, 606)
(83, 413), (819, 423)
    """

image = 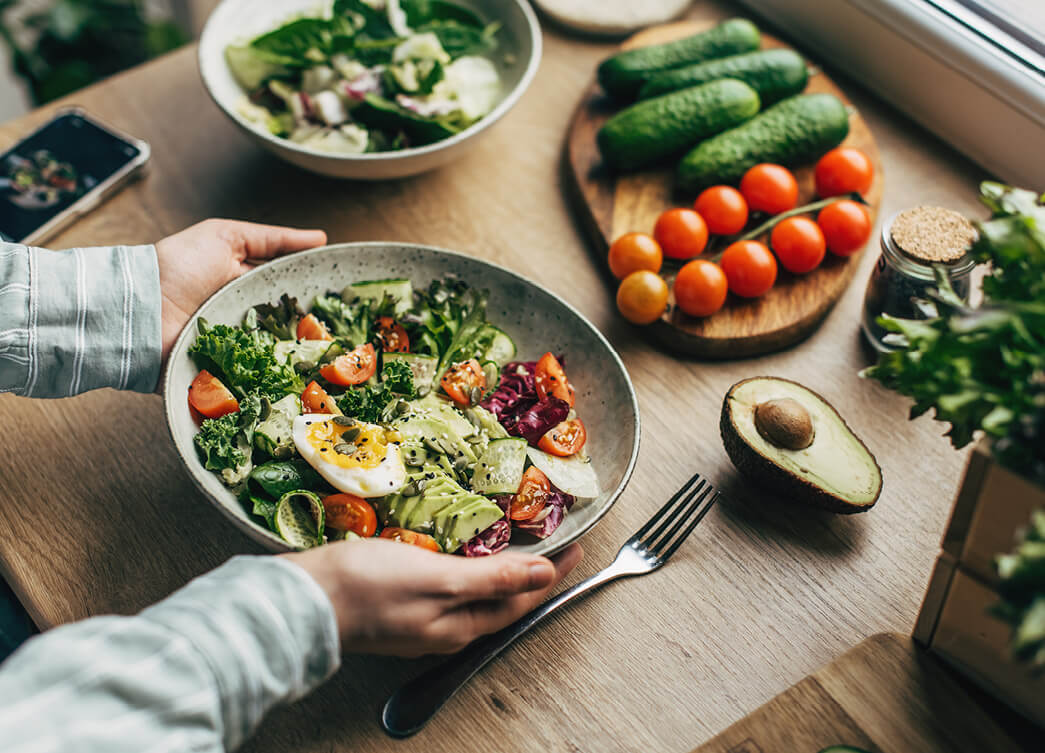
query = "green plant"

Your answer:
(993, 508), (1045, 672)
(0, 0), (185, 104)
(863, 182), (1045, 486)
